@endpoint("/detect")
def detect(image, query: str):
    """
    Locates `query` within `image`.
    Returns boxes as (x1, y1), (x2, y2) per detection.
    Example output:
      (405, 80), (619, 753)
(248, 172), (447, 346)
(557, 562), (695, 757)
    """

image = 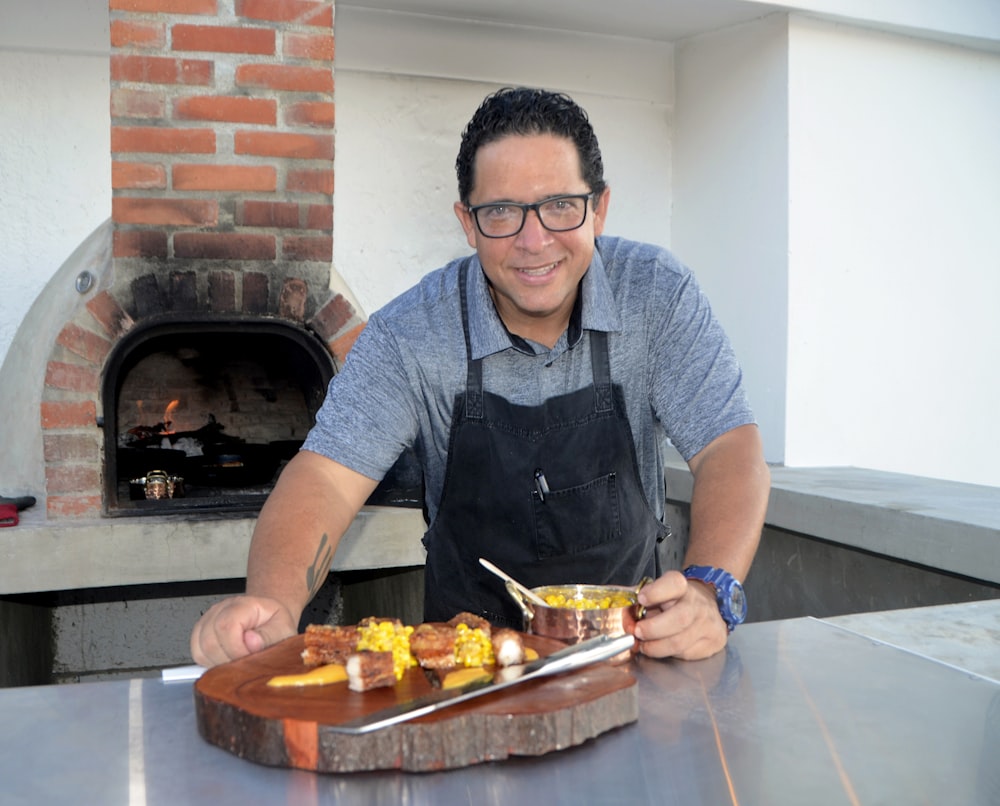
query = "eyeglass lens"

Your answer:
(473, 195), (589, 238)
